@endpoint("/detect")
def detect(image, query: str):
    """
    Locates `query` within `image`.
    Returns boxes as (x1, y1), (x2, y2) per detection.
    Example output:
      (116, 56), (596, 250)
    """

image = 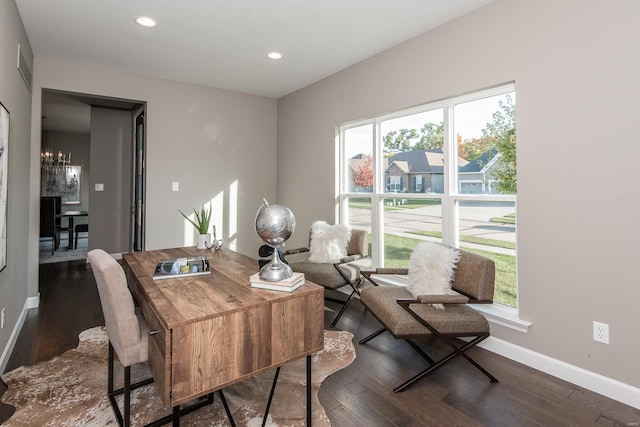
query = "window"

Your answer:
(415, 176), (424, 192)
(388, 176), (402, 192)
(339, 84), (517, 308)
(344, 125), (373, 193)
